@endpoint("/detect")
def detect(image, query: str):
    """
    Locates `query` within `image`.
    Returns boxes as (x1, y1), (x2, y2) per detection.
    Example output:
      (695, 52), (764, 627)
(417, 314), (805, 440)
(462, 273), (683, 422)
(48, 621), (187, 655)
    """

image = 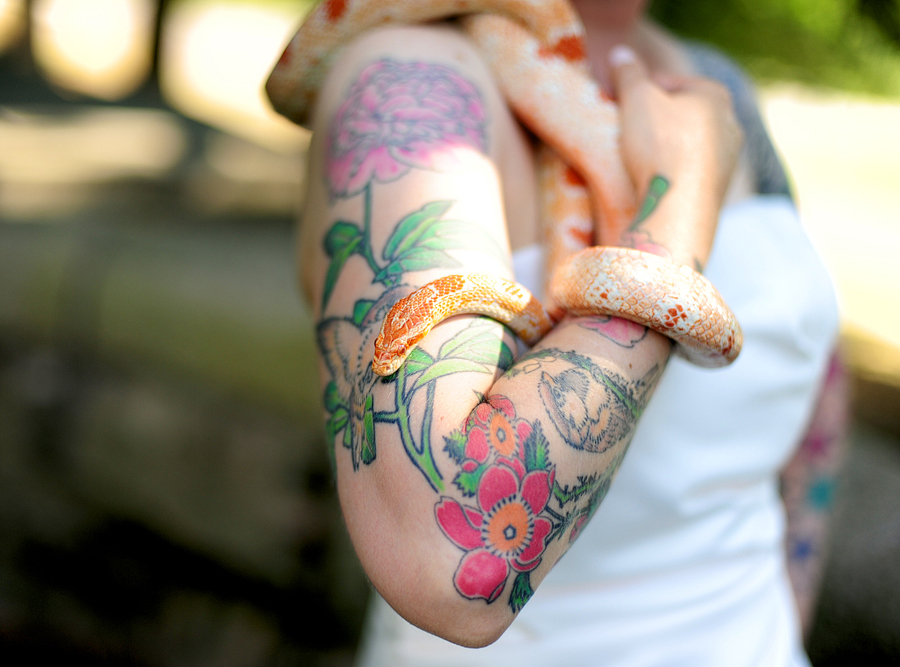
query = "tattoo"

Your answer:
(511, 348), (660, 453)
(321, 199), (504, 309)
(436, 388), (633, 611)
(320, 309), (514, 489)
(319, 61), (505, 482)
(439, 395), (554, 609)
(327, 58), (489, 201)
(781, 352), (849, 634)
(317, 58), (659, 614)
(320, 59), (500, 309)
(319, 288), (408, 471)
(620, 174), (672, 259)
(632, 175), (670, 225)
(562, 461), (619, 544)
(577, 315), (648, 347)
